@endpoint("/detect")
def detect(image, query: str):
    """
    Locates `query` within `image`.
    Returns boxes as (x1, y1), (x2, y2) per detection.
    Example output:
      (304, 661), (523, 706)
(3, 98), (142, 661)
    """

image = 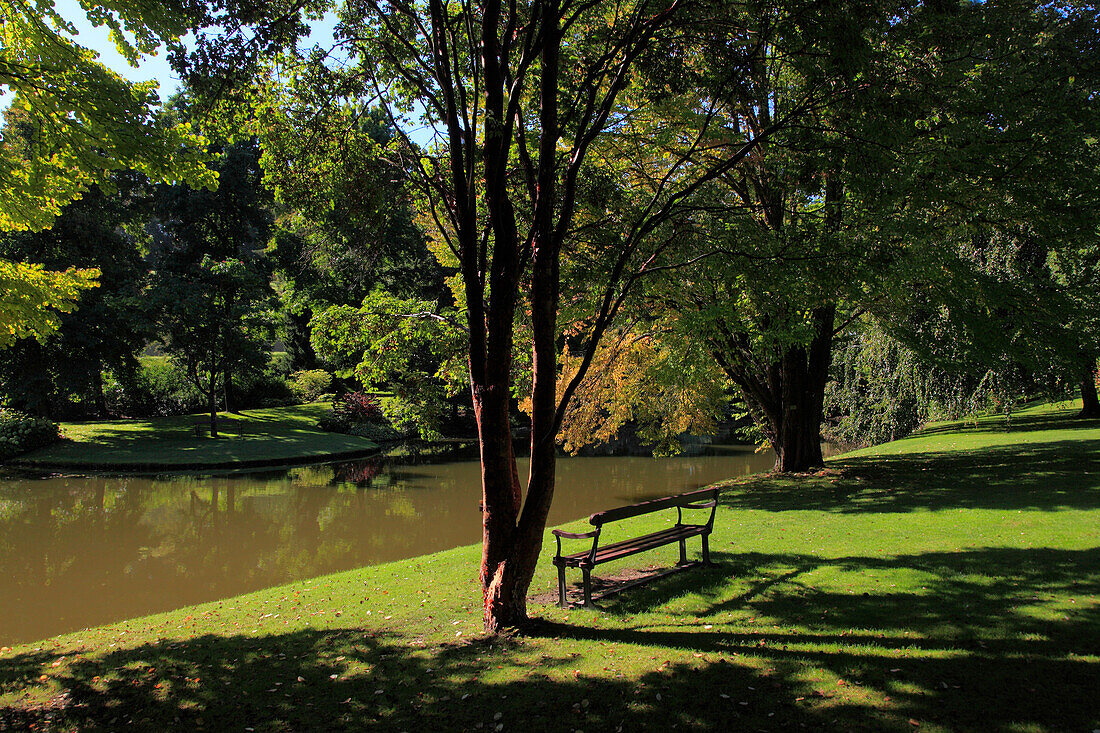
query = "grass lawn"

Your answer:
(9, 402), (378, 470)
(1, 401), (1097, 731)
